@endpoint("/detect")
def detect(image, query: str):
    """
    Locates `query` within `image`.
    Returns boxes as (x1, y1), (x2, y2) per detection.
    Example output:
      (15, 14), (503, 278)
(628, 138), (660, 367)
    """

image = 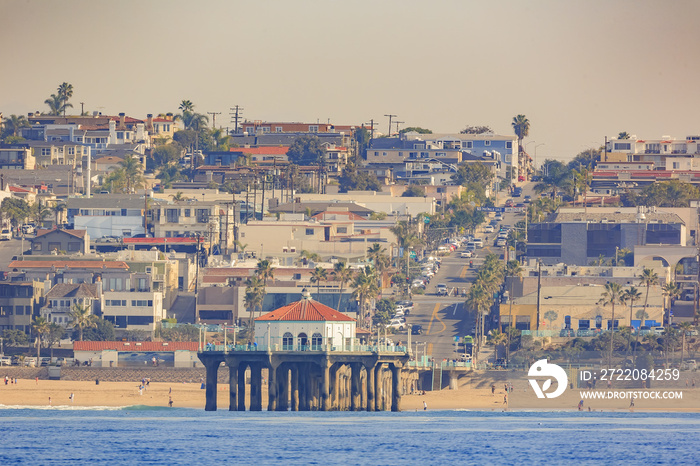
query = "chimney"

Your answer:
(119, 112), (126, 128)
(147, 114), (153, 130)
